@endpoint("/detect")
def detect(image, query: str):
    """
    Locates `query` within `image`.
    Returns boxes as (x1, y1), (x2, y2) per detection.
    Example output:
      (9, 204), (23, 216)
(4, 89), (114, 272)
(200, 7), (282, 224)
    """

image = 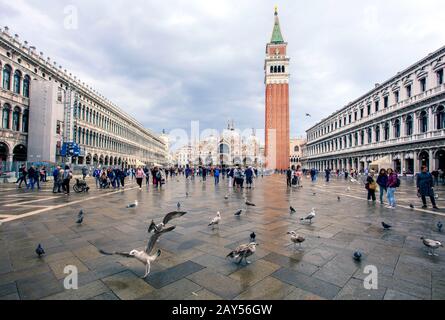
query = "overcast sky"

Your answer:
(1, 0), (445, 146)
